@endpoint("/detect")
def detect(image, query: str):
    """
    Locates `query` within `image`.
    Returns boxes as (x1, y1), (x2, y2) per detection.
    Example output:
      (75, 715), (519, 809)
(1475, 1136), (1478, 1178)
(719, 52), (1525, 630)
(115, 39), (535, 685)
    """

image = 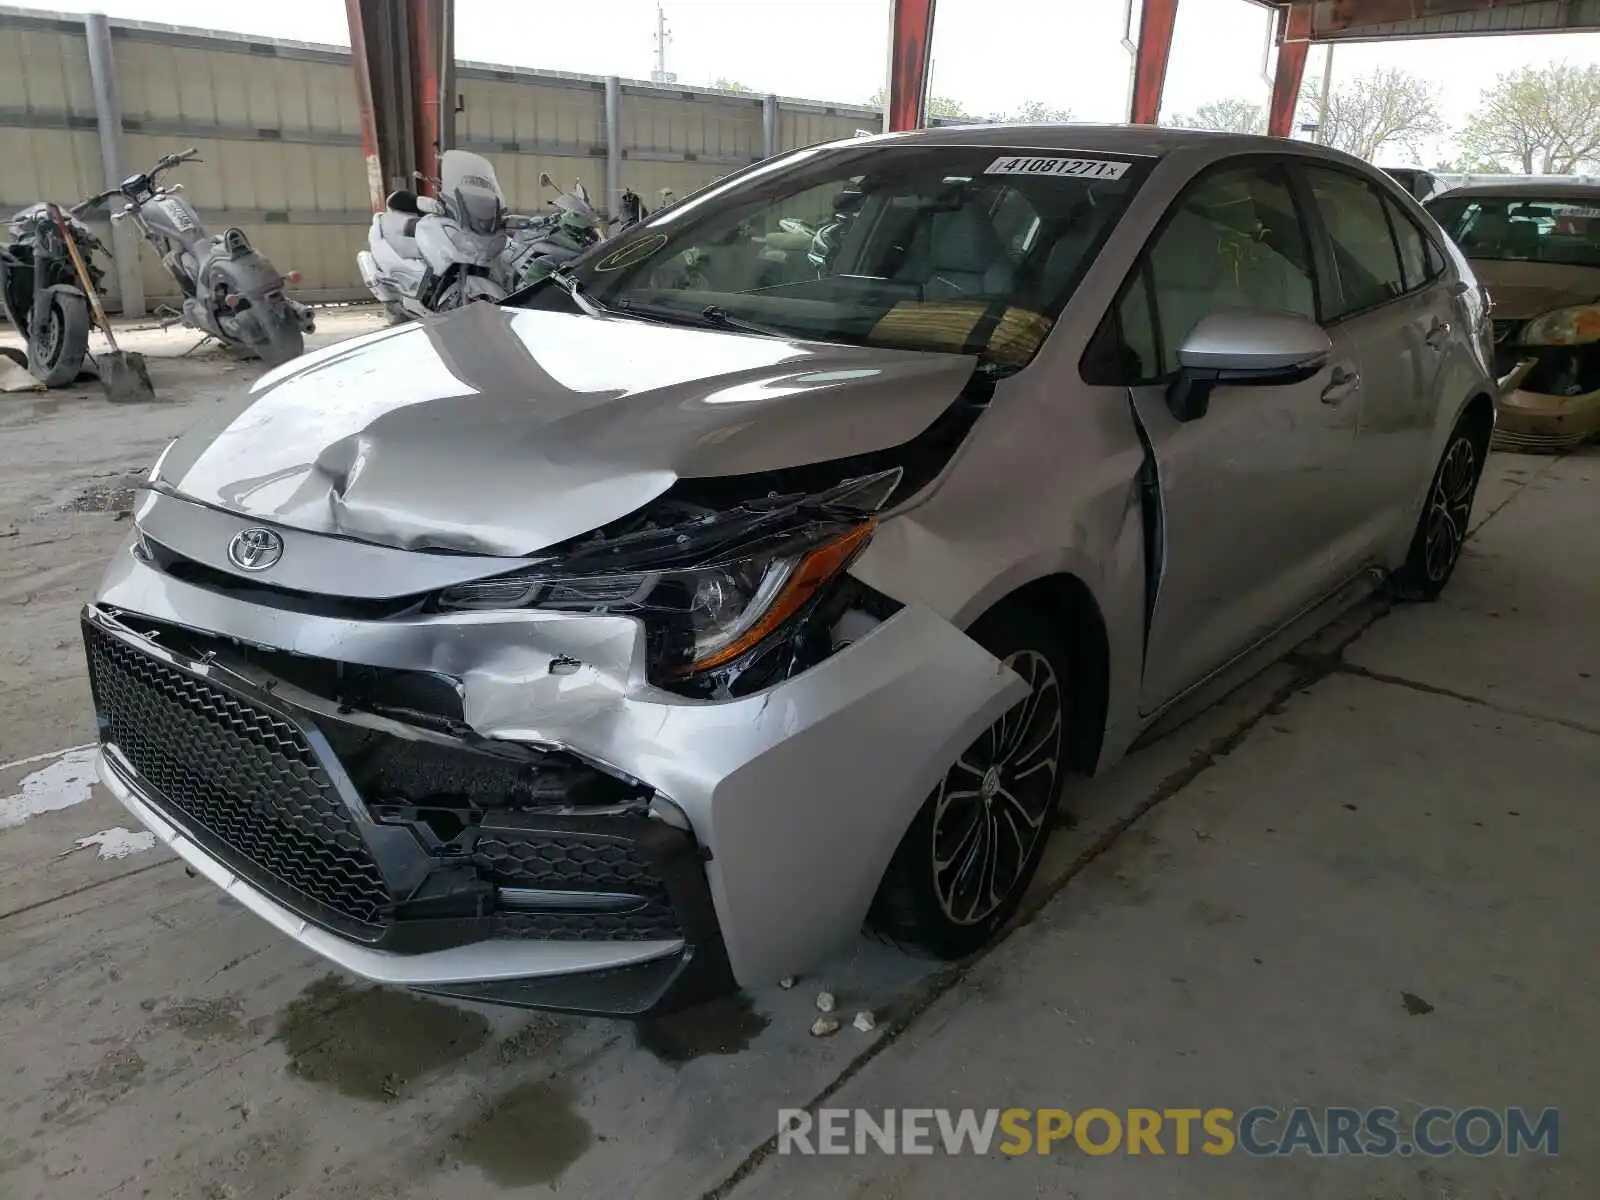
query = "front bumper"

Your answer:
(87, 544), (1023, 1011)
(1493, 342), (1600, 452)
